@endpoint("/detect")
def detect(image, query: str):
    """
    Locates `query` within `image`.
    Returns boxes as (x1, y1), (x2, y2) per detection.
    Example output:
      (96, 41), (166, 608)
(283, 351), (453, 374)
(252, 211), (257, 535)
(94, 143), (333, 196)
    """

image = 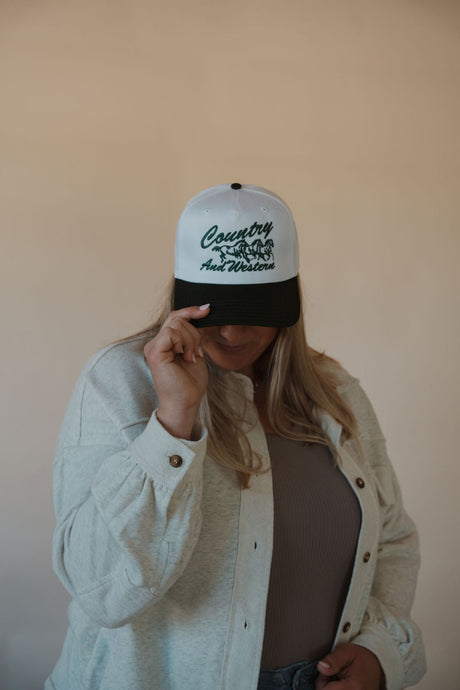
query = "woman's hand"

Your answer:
(144, 305), (210, 439)
(316, 643), (385, 689)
